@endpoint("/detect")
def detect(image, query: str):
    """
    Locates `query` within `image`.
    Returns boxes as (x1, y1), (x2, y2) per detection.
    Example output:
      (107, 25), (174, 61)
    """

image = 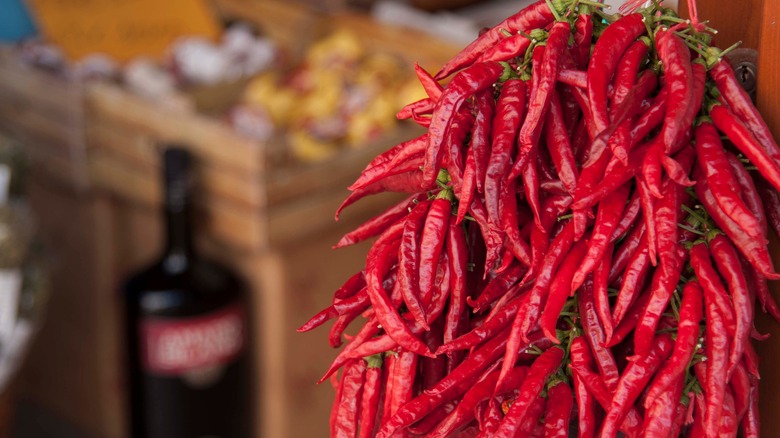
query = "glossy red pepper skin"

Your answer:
(572, 11), (593, 69)
(580, 277), (620, 391)
(358, 355), (383, 438)
(348, 134), (428, 194)
(728, 153), (768, 236)
(335, 194), (422, 249)
(375, 329), (511, 438)
(493, 347), (564, 438)
(543, 381), (574, 438)
(611, 235), (650, 327)
(545, 90), (579, 195)
(397, 200), (432, 330)
(337, 168), (436, 218)
(644, 281), (703, 407)
(435, 0), (553, 79)
(540, 237), (589, 343)
(333, 359), (366, 437)
(656, 29), (693, 153)
(419, 198), (451, 306)
(586, 13), (647, 136)
(472, 32), (533, 65)
(695, 121), (764, 240)
(485, 79), (526, 225)
(599, 333), (674, 438)
(709, 233), (754, 377)
(458, 91), (494, 223)
(426, 62), (507, 185)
